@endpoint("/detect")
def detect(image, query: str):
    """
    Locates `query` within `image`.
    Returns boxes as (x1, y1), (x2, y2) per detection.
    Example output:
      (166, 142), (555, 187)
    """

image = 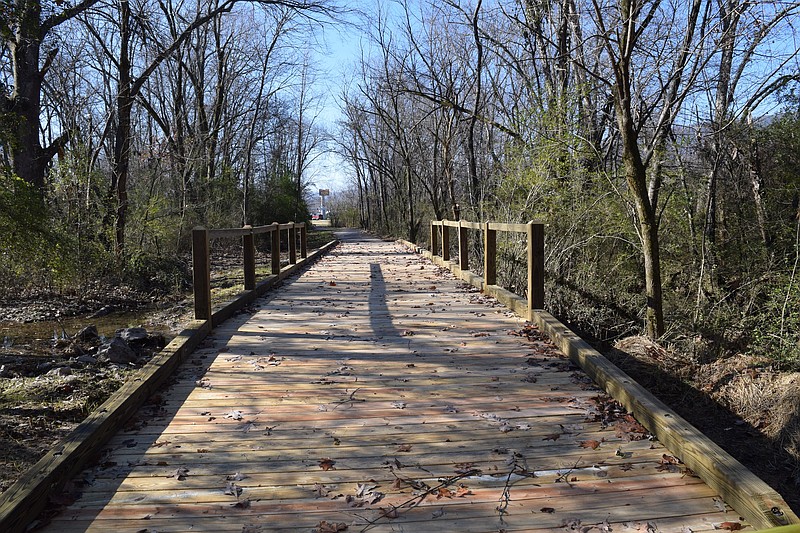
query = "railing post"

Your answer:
(458, 219), (469, 271)
(300, 223), (308, 259)
(484, 222), (496, 287)
(192, 227), (212, 321)
(430, 221), (439, 256)
(243, 225), (256, 290)
(271, 222), (281, 274)
(527, 221), (545, 317)
(442, 220), (450, 261)
(289, 223), (297, 264)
